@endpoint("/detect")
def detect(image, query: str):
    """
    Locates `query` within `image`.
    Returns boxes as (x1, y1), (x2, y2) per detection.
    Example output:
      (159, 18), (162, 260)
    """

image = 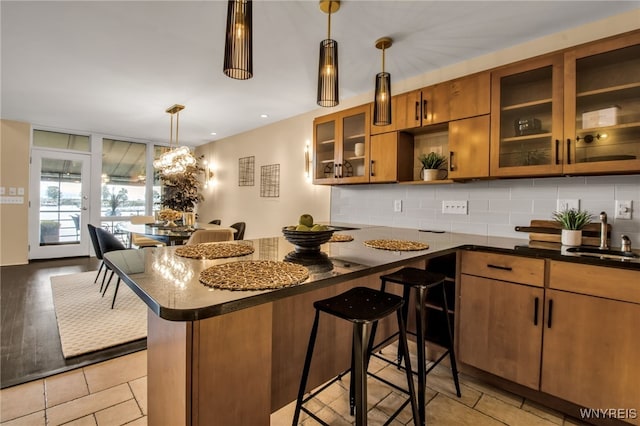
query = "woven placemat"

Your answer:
(199, 260), (309, 291)
(329, 234), (354, 242)
(175, 242), (254, 259)
(363, 239), (429, 251)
